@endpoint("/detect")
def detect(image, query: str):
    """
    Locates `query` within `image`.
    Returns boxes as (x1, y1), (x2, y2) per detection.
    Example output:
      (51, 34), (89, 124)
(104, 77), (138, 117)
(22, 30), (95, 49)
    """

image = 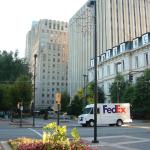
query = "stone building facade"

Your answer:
(25, 19), (68, 109)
